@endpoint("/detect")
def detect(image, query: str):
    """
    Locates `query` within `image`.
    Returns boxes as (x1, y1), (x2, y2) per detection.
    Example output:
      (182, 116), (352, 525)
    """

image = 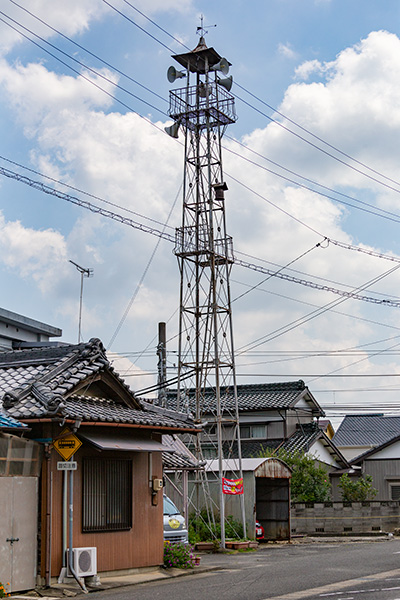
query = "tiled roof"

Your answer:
(333, 414), (400, 447)
(165, 381), (323, 415)
(162, 434), (201, 469)
(0, 412), (26, 429)
(281, 422), (322, 453)
(195, 423), (348, 467)
(0, 338), (113, 418)
(0, 339), (196, 431)
(61, 396), (196, 430)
